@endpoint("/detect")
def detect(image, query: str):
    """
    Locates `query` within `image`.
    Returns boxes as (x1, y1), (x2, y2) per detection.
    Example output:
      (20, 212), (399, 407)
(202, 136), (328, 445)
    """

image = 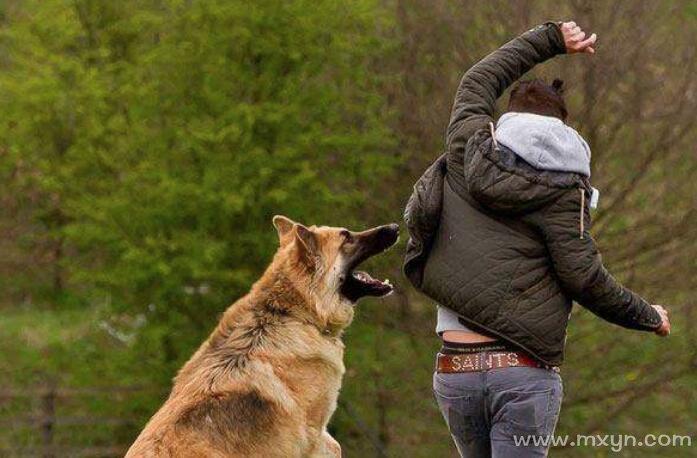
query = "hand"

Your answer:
(651, 305), (671, 336)
(560, 21), (597, 54)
